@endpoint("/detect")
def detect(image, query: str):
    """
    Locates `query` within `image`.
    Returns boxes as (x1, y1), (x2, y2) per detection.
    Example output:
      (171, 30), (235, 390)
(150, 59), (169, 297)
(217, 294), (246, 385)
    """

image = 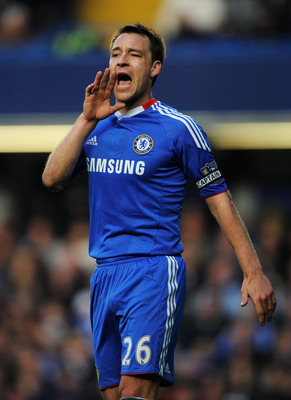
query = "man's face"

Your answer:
(109, 33), (160, 108)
